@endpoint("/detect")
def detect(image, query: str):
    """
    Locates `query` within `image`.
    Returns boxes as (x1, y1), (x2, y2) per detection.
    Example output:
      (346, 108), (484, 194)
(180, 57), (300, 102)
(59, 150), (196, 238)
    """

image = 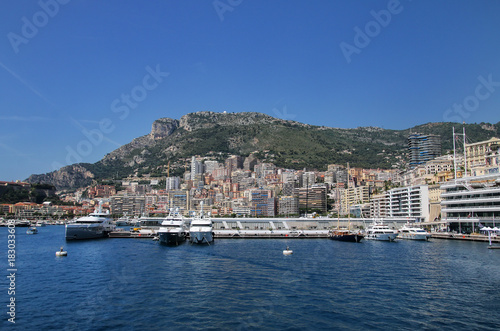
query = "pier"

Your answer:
(431, 233), (500, 243)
